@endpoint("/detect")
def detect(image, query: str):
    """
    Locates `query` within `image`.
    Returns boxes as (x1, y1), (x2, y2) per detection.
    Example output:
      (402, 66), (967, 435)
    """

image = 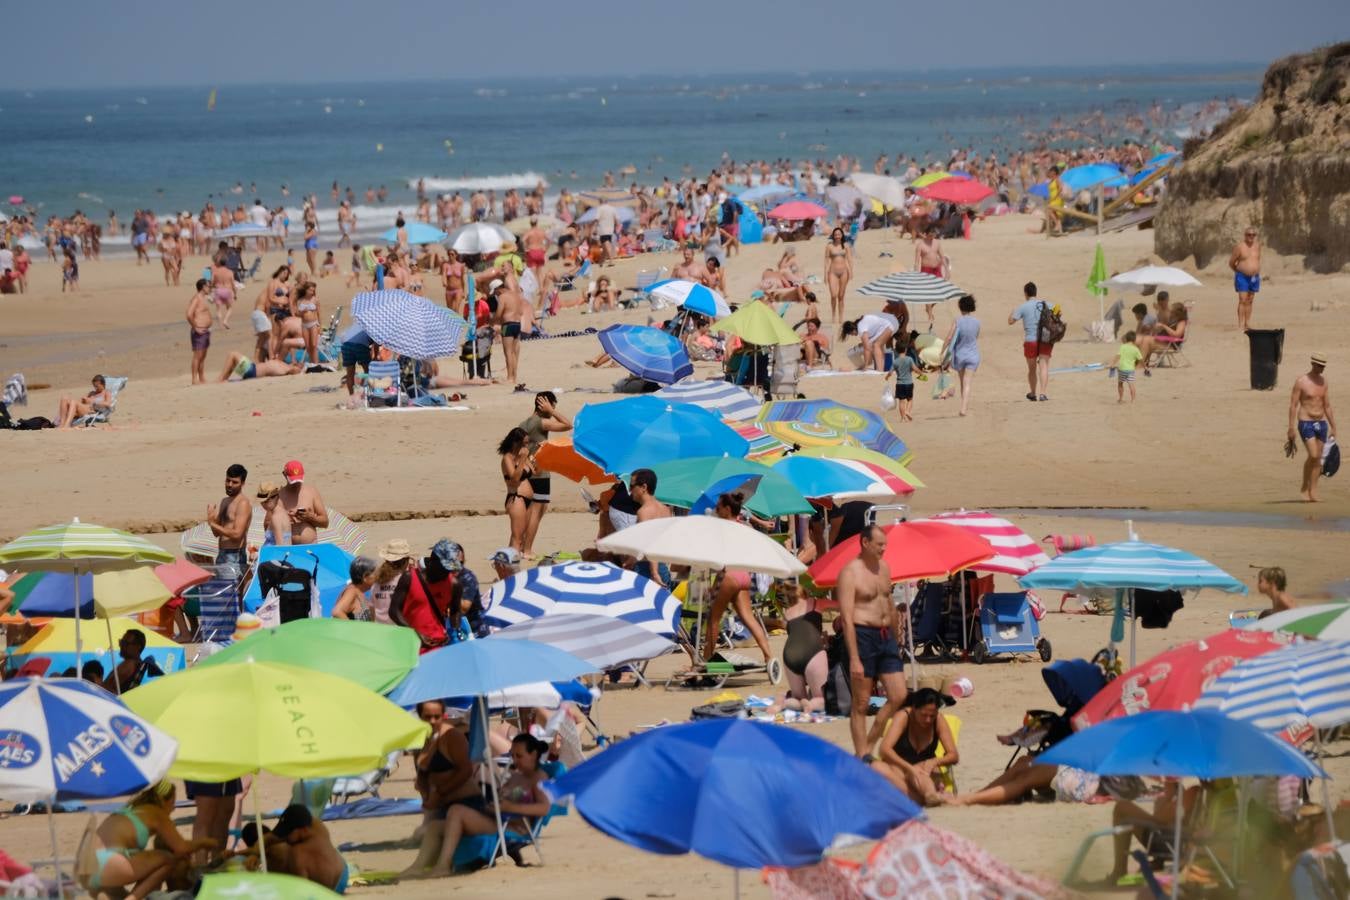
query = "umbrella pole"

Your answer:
(733, 867), (740, 900)
(479, 698), (509, 868)
(106, 616), (121, 695)
(48, 793), (66, 900)
(74, 572), (83, 672)
(1129, 589), (1137, 669)
(1170, 780), (1182, 900)
(1314, 732), (1338, 841)
(253, 776), (267, 873)
(902, 582), (917, 692)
